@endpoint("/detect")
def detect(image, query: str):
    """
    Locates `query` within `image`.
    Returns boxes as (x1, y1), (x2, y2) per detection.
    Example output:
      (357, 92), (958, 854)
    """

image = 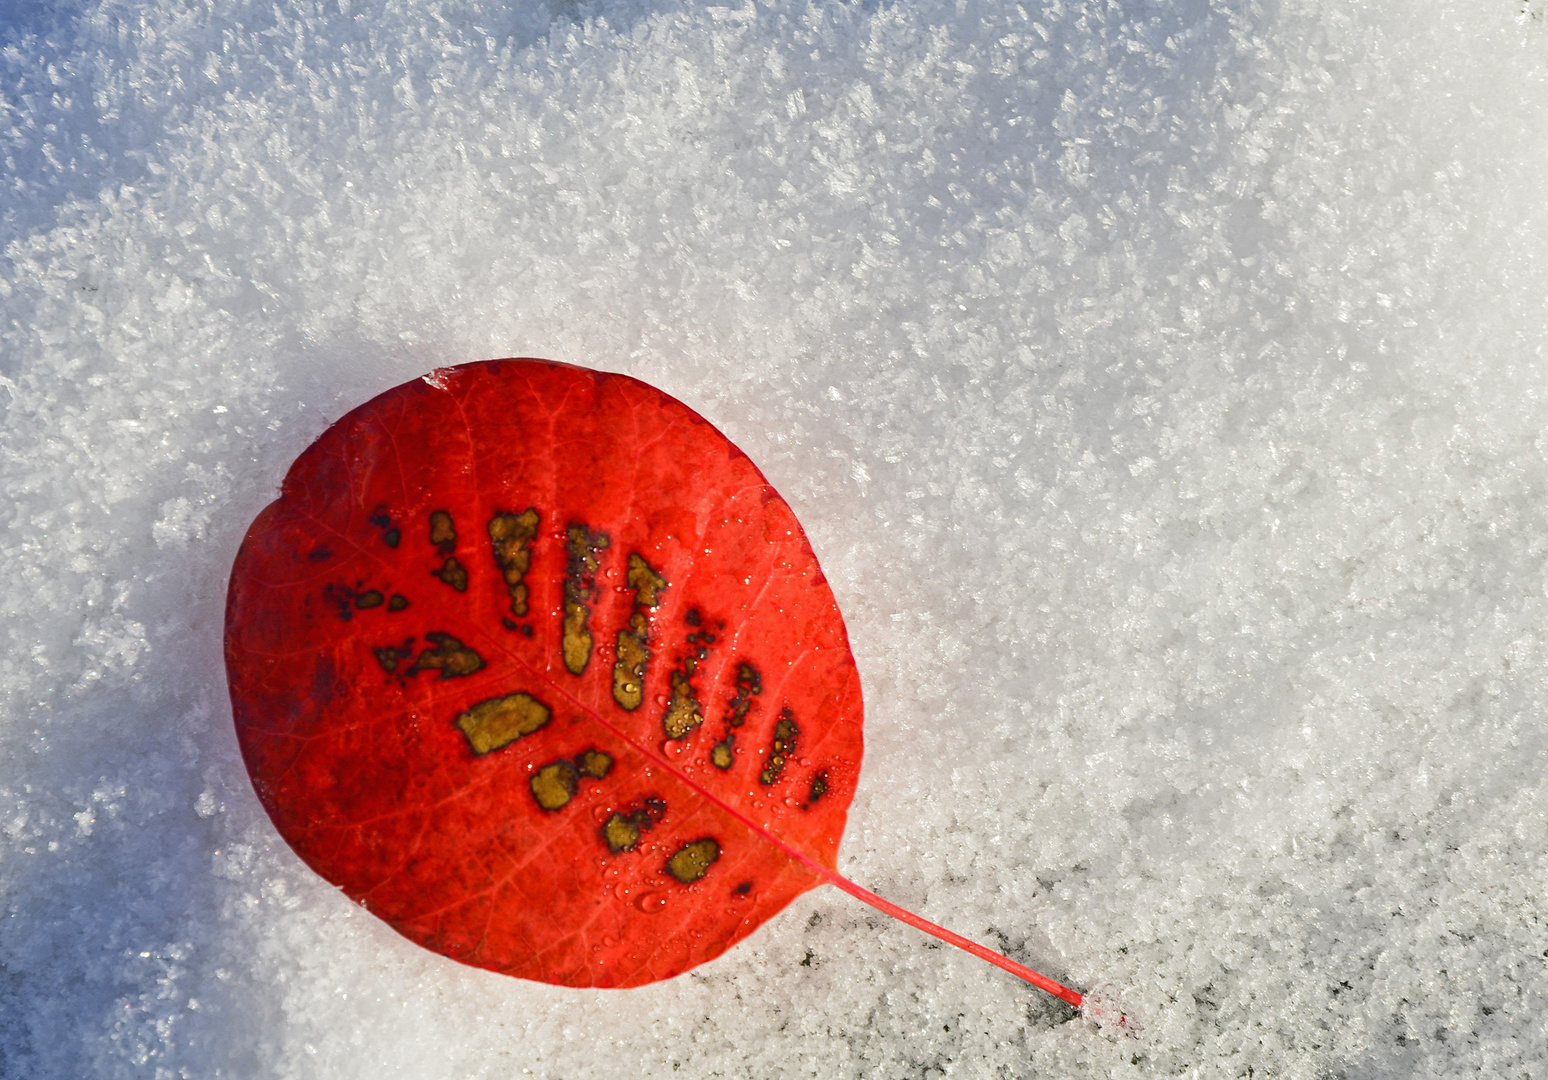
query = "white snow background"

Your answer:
(4, 0), (1548, 1075)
